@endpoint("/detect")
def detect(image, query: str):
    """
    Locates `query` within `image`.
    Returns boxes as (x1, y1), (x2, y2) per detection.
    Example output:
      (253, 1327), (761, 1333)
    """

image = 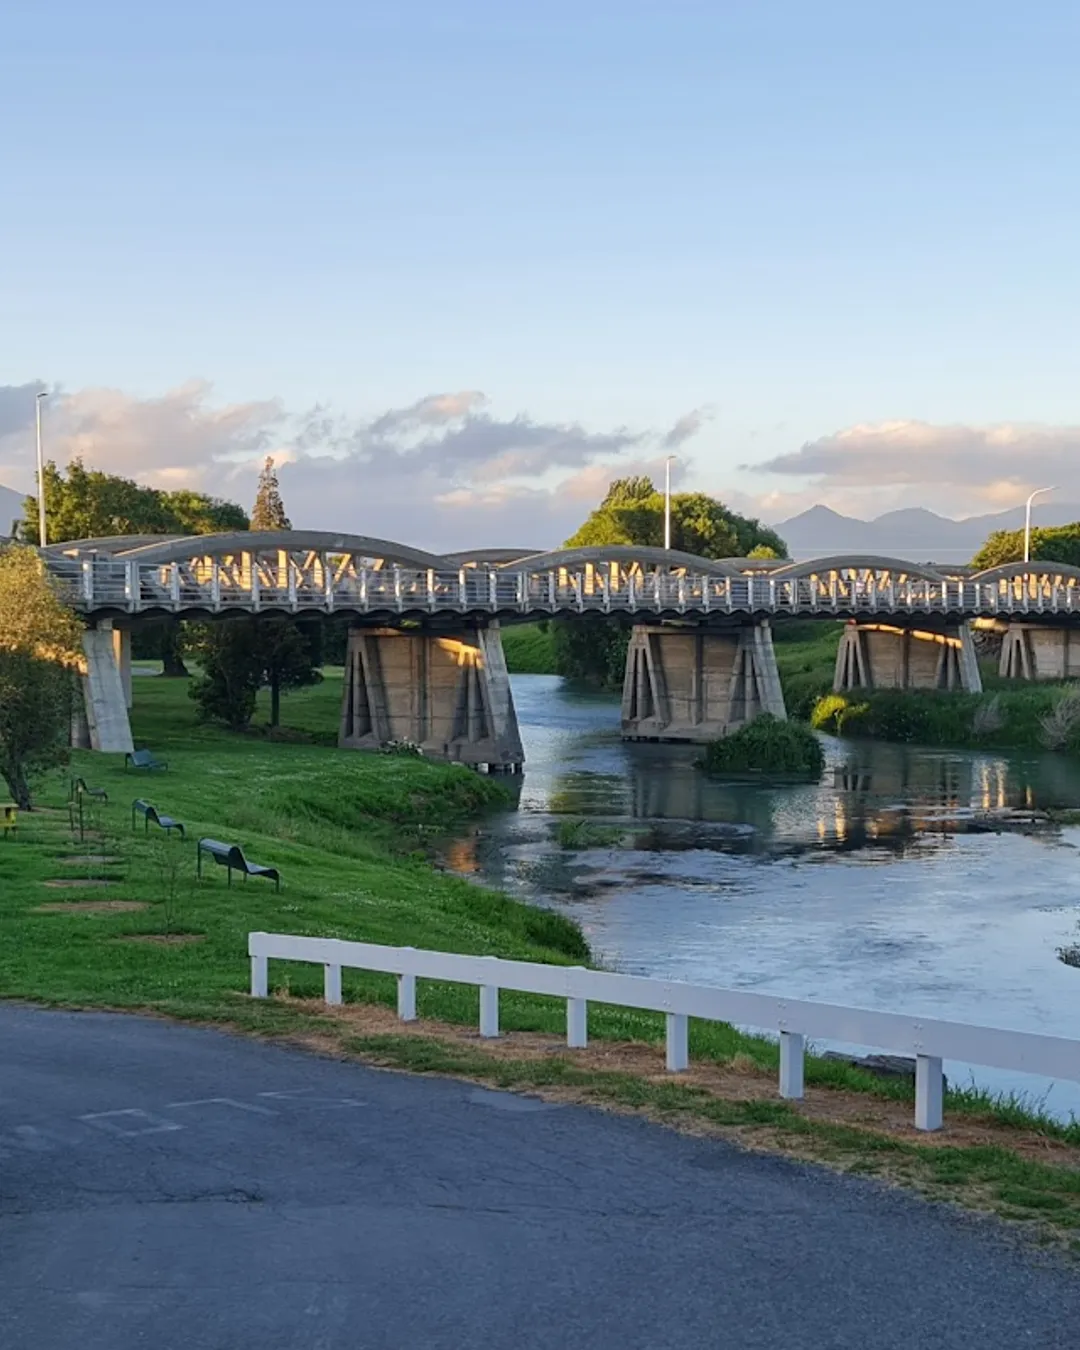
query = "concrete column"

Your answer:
(338, 622), (524, 770)
(79, 626), (135, 753)
(999, 624), (1080, 681)
(833, 622), (983, 694)
(621, 621), (786, 743)
(112, 626), (133, 709)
